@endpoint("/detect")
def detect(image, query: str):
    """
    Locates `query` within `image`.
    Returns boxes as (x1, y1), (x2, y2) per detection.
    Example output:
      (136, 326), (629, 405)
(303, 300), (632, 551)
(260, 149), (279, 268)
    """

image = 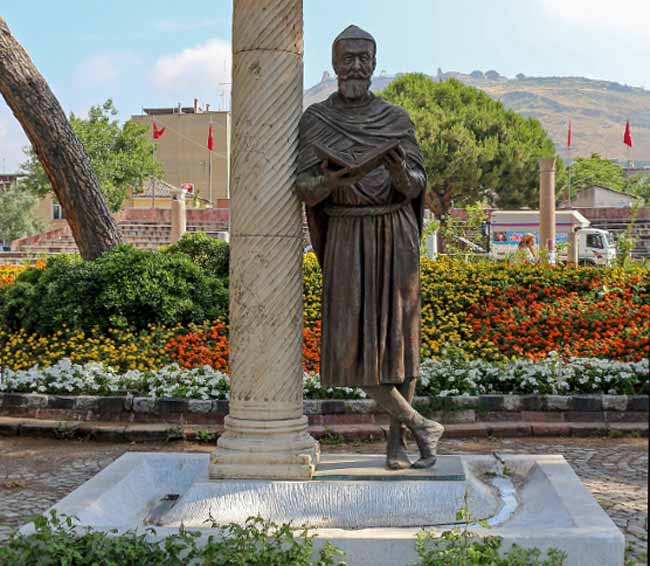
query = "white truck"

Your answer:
(489, 210), (617, 266)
